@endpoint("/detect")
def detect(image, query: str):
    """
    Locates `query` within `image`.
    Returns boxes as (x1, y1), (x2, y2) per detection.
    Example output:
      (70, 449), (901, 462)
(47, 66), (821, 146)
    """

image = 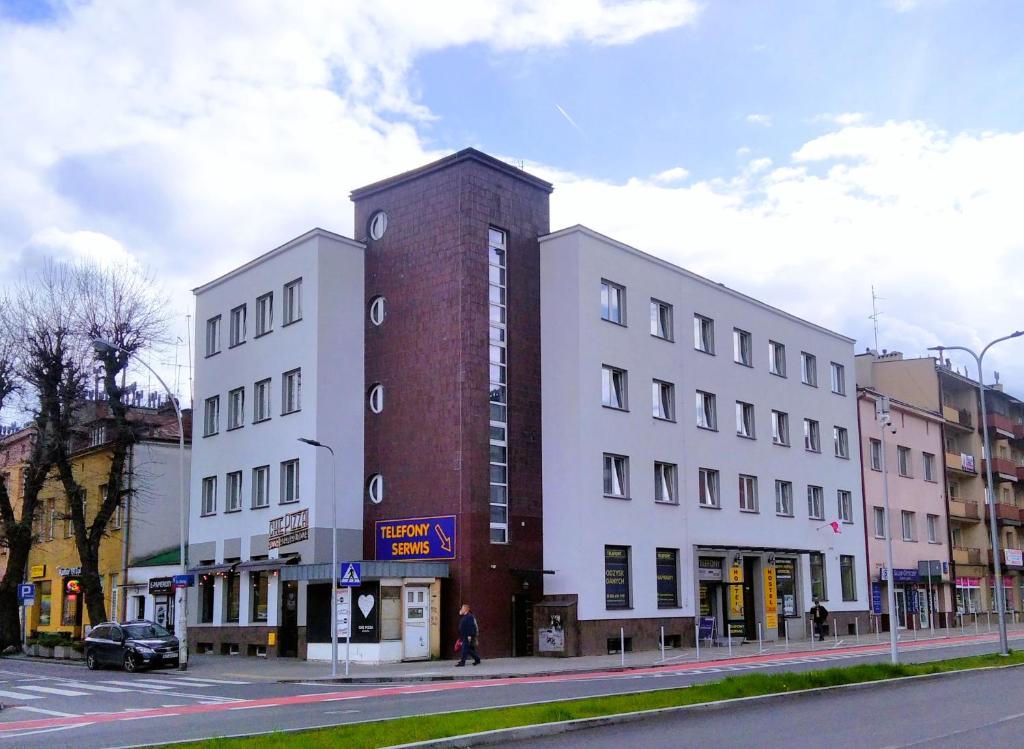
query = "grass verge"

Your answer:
(159, 650), (1024, 749)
